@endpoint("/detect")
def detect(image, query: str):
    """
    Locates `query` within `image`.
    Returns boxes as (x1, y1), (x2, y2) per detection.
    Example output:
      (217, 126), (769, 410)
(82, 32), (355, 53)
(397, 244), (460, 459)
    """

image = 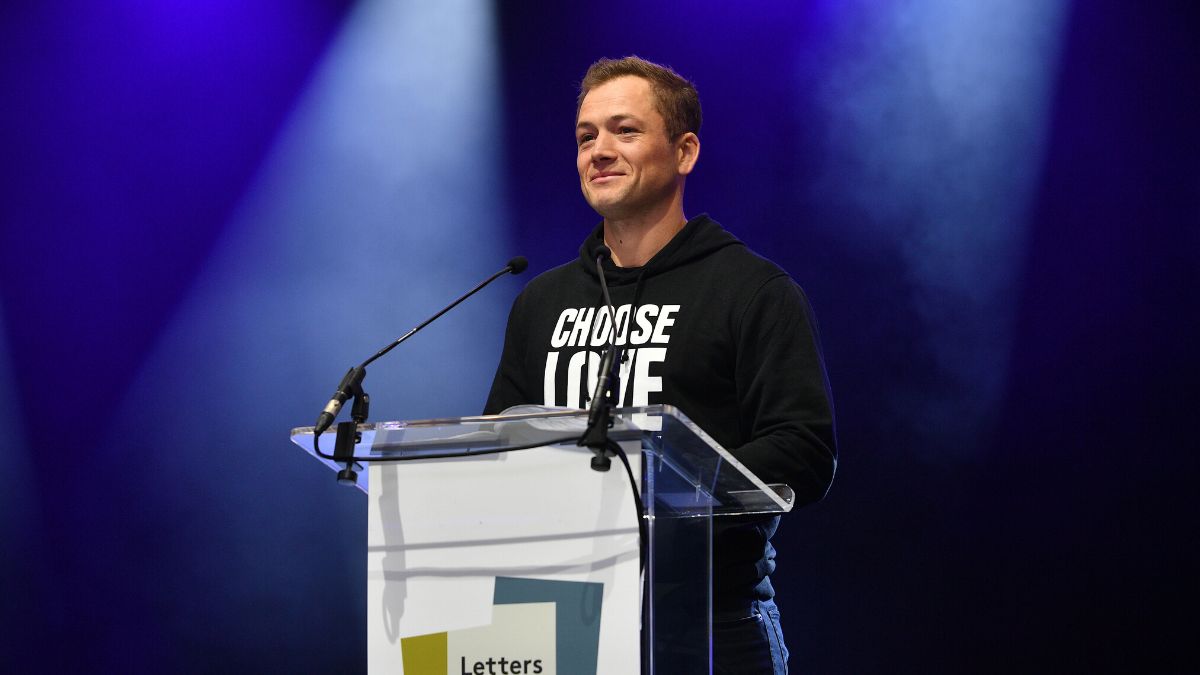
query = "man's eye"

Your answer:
(578, 134), (595, 146)
(619, 127), (638, 134)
